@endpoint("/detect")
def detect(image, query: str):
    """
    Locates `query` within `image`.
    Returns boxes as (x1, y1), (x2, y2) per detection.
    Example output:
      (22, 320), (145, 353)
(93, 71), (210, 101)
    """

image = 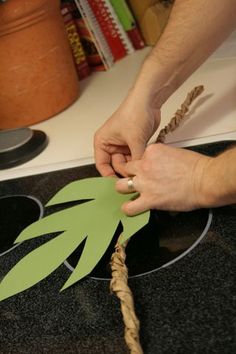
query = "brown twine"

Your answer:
(110, 239), (143, 354)
(110, 85), (204, 354)
(156, 85), (204, 143)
